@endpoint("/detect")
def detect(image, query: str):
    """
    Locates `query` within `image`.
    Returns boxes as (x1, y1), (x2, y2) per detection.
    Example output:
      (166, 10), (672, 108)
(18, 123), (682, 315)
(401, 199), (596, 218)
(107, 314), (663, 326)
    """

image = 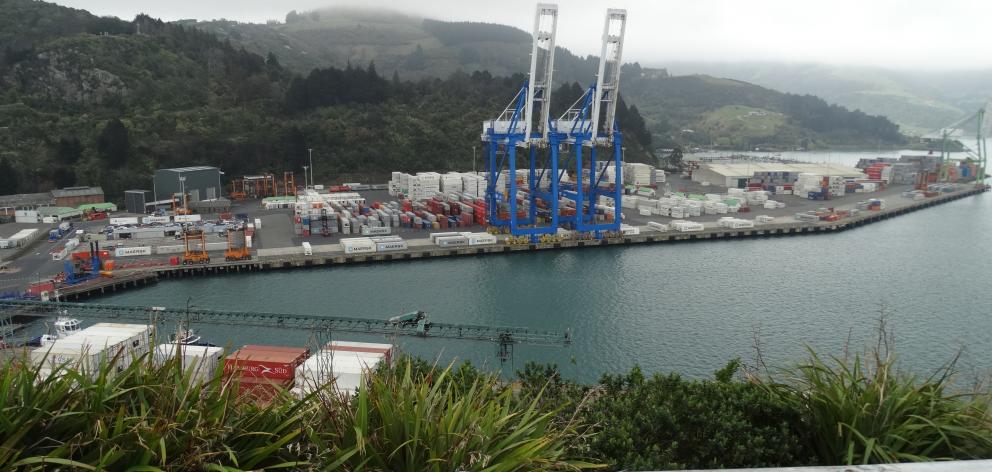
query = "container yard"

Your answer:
(1, 160), (986, 302)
